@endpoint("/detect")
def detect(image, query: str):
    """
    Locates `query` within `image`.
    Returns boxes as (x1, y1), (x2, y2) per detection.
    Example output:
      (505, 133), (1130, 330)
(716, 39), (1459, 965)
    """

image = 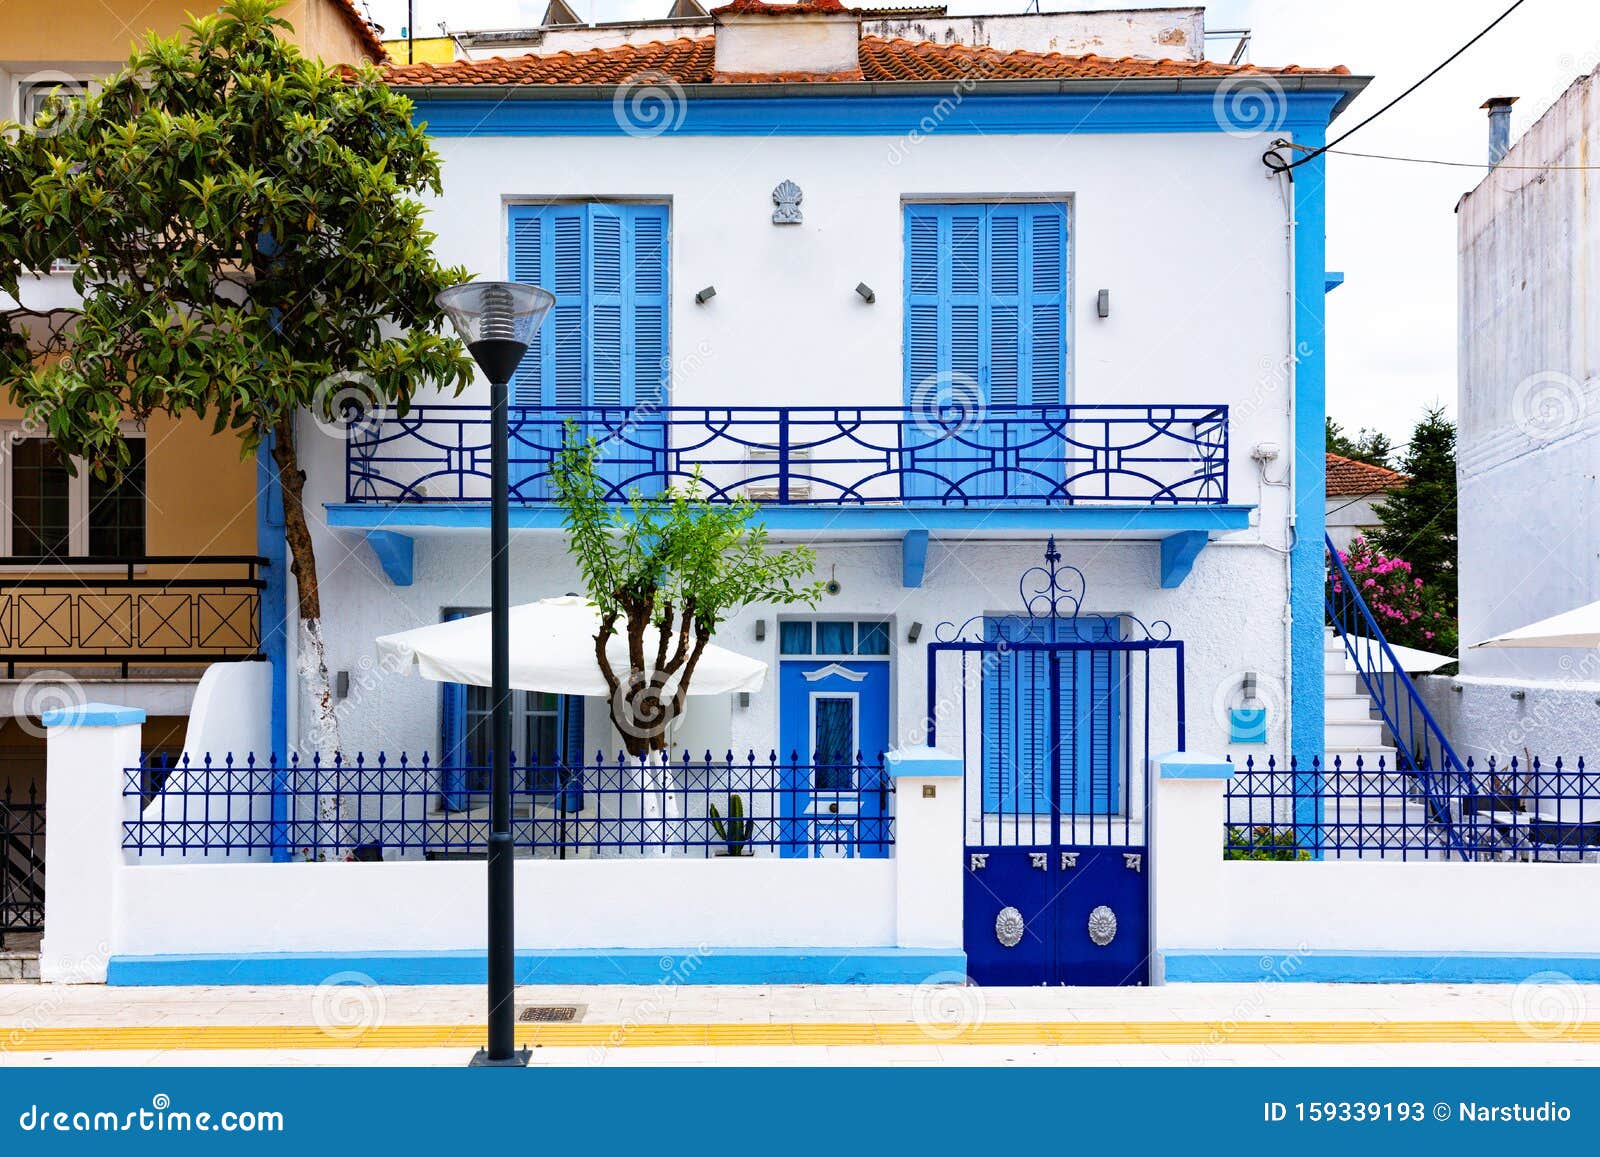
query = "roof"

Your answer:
(1326, 453), (1406, 498)
(331, 0), (388, 62)
(711, 0), (857, 13)
(382, 34), (1350, 87)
